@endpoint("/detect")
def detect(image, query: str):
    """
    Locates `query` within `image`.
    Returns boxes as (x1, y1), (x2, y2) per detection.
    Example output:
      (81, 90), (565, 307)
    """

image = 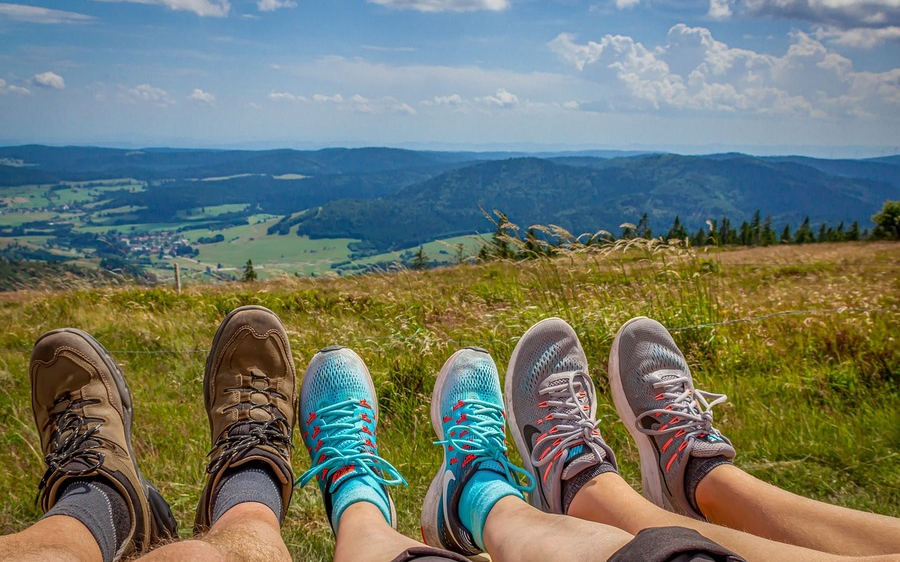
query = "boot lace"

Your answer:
(207, 369), (293, 475)
(37, 396), (104, 501)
